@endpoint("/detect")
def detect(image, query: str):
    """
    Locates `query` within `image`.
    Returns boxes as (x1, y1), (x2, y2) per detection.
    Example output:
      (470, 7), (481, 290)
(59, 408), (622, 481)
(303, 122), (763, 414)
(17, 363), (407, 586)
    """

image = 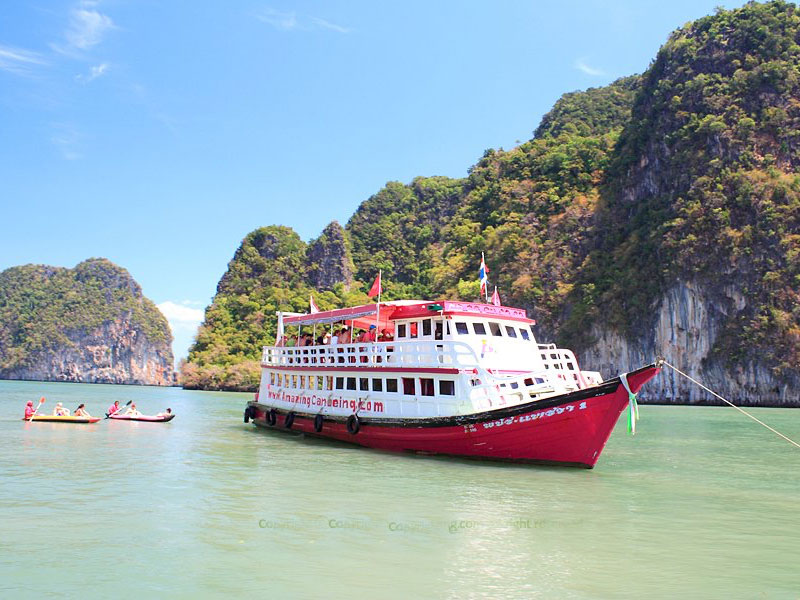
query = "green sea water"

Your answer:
(1, 379), (798, 599)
